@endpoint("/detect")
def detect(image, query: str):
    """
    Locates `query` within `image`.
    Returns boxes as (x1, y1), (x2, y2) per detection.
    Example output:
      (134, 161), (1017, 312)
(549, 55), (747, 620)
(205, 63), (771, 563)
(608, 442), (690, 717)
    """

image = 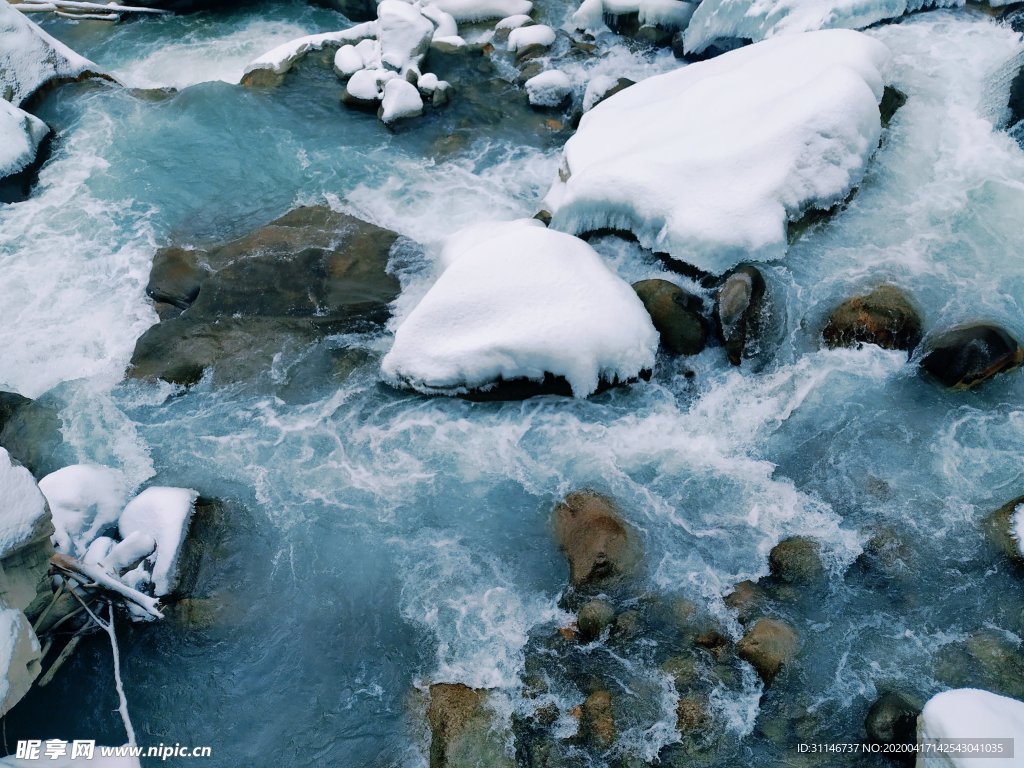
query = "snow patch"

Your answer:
(0, 99), (47, 181)
(917, 689), (1024, 767)
(544, 29), (891, 274)
(0, 608), (39, 717)
(381, 219), (659, 397)
(507, 23), (555, 51)
(573, 0), (696, 33)
(118, 487), (198, 597)
(525, 69), (571, 107)
(380, 78), (424, 123)
(0, 448), (49, 558)
(39, 464), (130, 558)
(431, 0), (532, 22)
